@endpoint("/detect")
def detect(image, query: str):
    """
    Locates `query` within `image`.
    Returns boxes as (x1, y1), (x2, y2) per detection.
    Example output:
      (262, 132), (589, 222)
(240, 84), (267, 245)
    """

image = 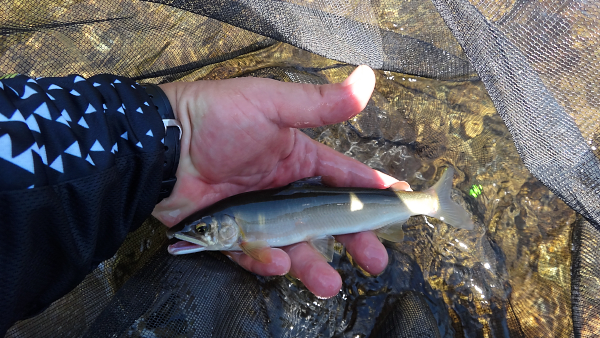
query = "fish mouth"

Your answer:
(167, 241), (206, 255)
(166, 222), (188, 239)
(166, 223), (211, 255)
